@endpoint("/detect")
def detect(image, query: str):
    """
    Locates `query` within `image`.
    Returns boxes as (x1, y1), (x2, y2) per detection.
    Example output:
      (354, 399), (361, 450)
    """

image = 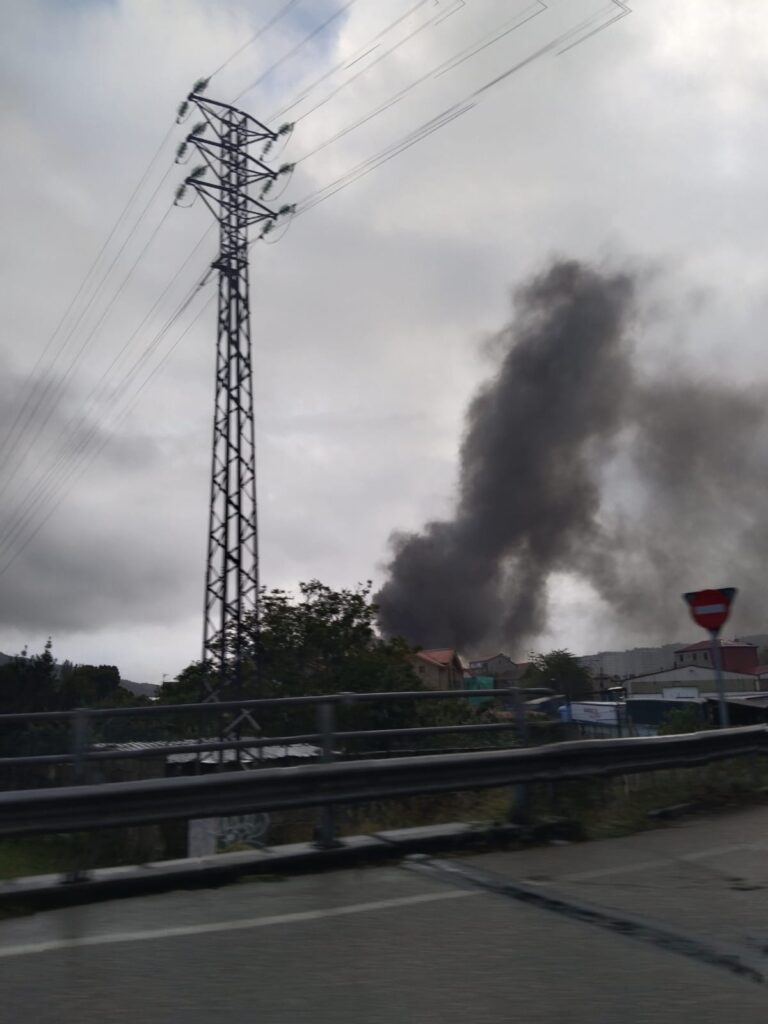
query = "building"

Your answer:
(674, 640), (759, 674)
(468, 653), (517, 677)
(411, 649), (467, 689)
(468, 653), (529, 686)
(576, 645), (680, 680)
(623, 663), (768, 698)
